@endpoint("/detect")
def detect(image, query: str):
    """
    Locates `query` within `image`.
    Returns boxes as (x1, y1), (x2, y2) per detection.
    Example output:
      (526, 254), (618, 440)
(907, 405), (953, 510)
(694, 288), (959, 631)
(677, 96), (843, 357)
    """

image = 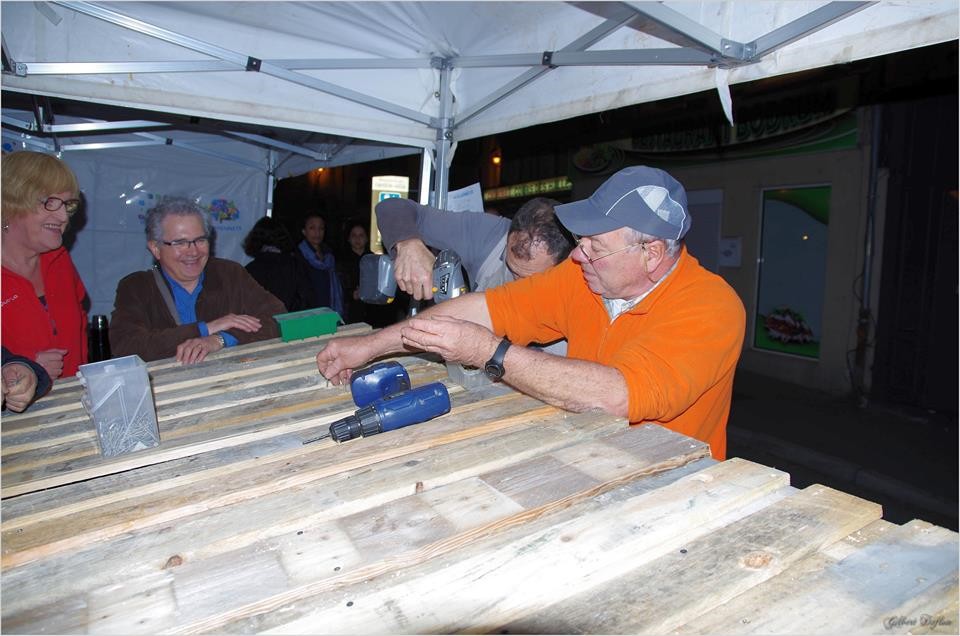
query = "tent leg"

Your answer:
(419, 149), (432, 206)
(432, 59), (455, 209)
(266, 150), (276, 218)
